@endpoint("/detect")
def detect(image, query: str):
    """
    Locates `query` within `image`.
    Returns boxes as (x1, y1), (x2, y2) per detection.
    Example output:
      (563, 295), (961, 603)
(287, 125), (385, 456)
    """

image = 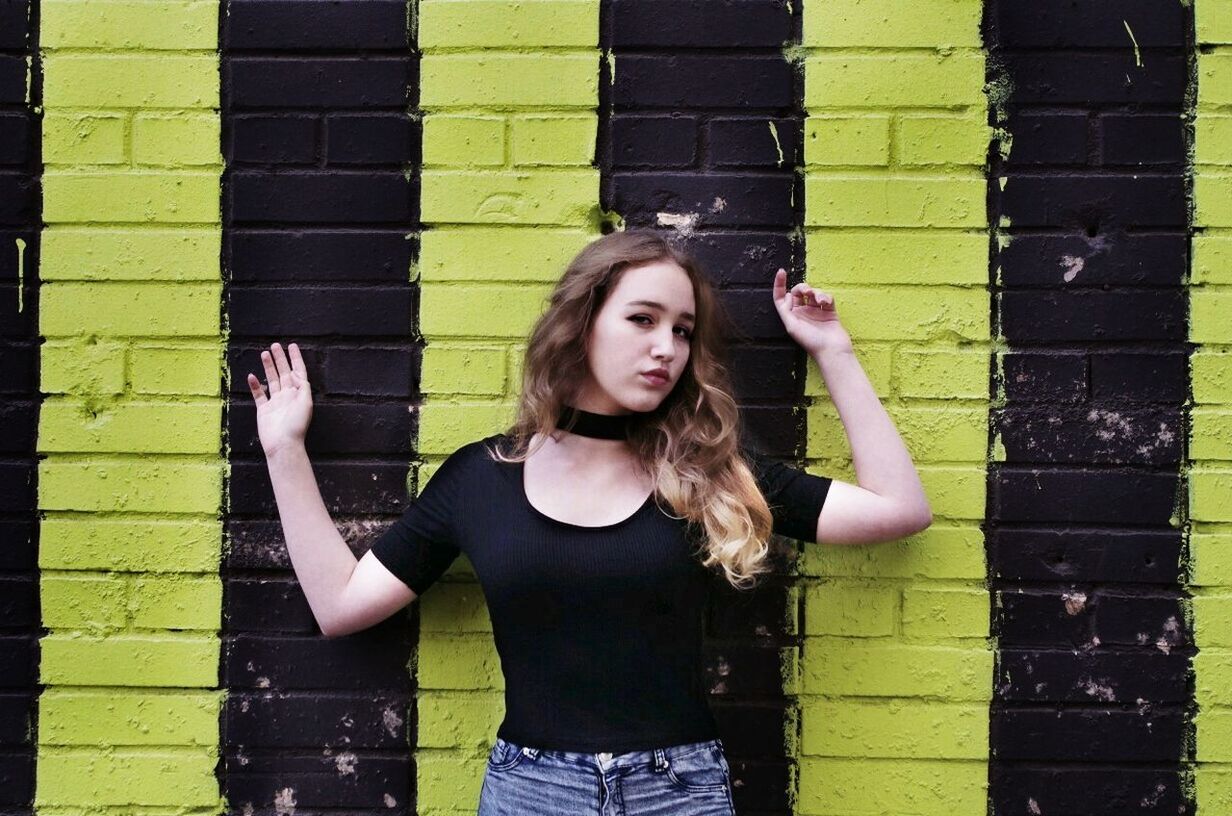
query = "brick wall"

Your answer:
(36, 0), (223, 811)
(1193, 0), (1232, 811)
